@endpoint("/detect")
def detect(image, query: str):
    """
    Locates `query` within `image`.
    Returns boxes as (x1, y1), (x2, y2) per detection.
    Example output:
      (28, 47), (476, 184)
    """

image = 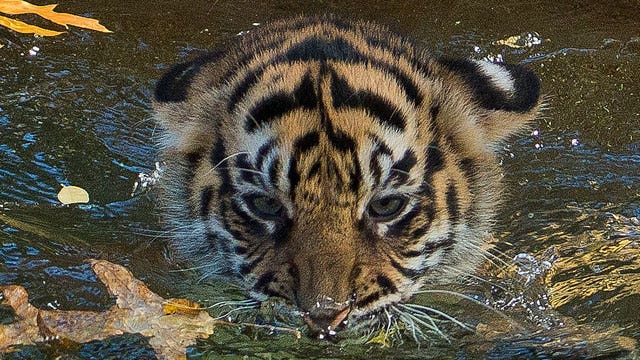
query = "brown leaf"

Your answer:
(0, 0), (111, 36)
(0, 285), (41, 348)
(0, 260), (301, 359)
